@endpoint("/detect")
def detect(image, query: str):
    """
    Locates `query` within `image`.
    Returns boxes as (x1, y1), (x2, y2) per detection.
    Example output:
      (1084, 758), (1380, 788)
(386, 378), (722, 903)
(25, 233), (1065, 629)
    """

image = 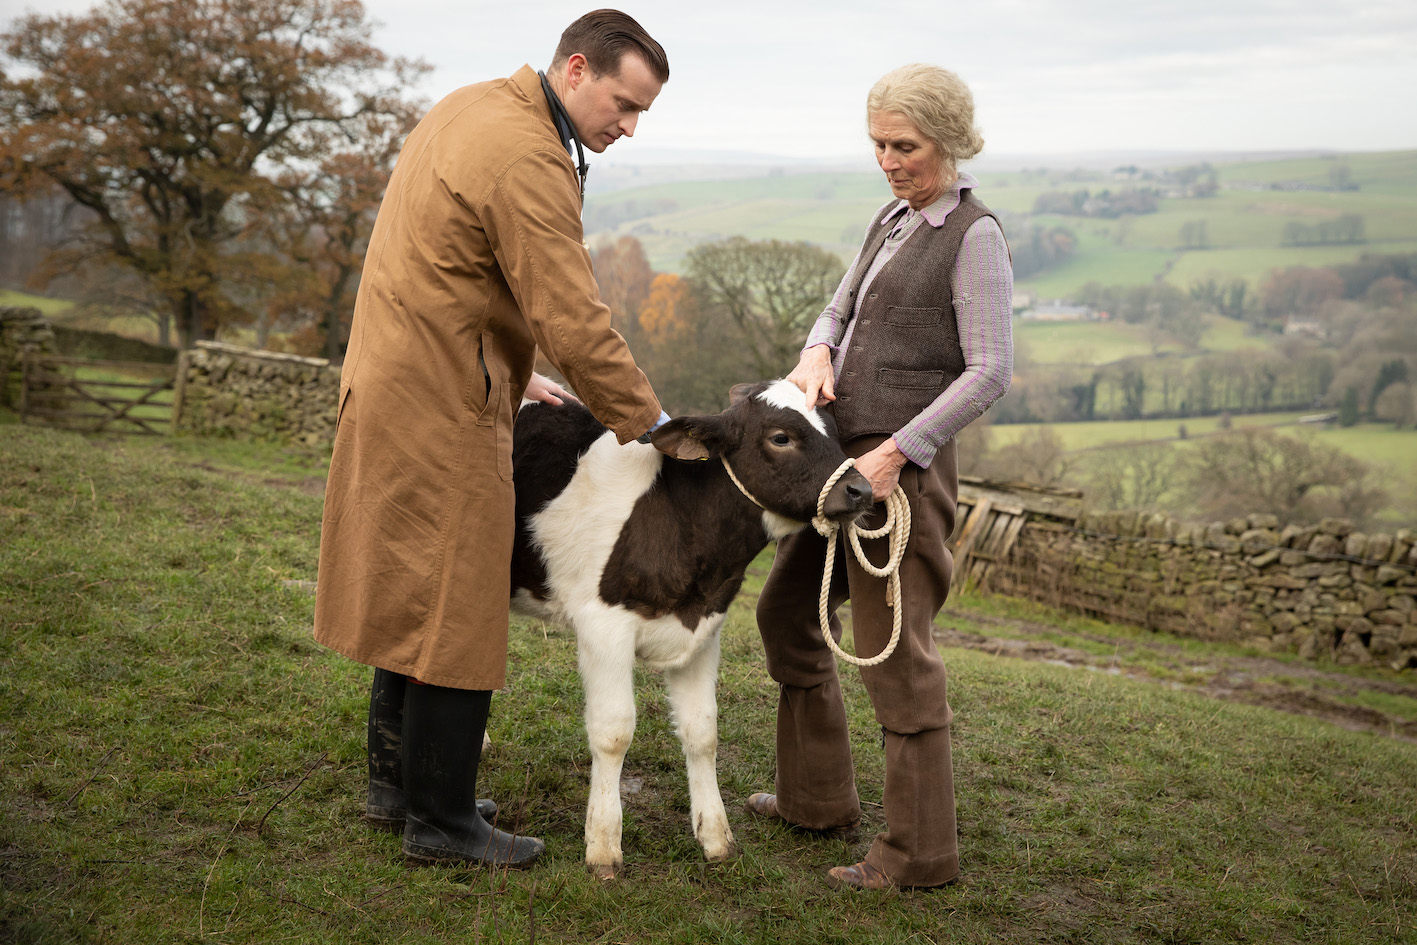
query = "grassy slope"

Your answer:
(3, 421), (1416, 944)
